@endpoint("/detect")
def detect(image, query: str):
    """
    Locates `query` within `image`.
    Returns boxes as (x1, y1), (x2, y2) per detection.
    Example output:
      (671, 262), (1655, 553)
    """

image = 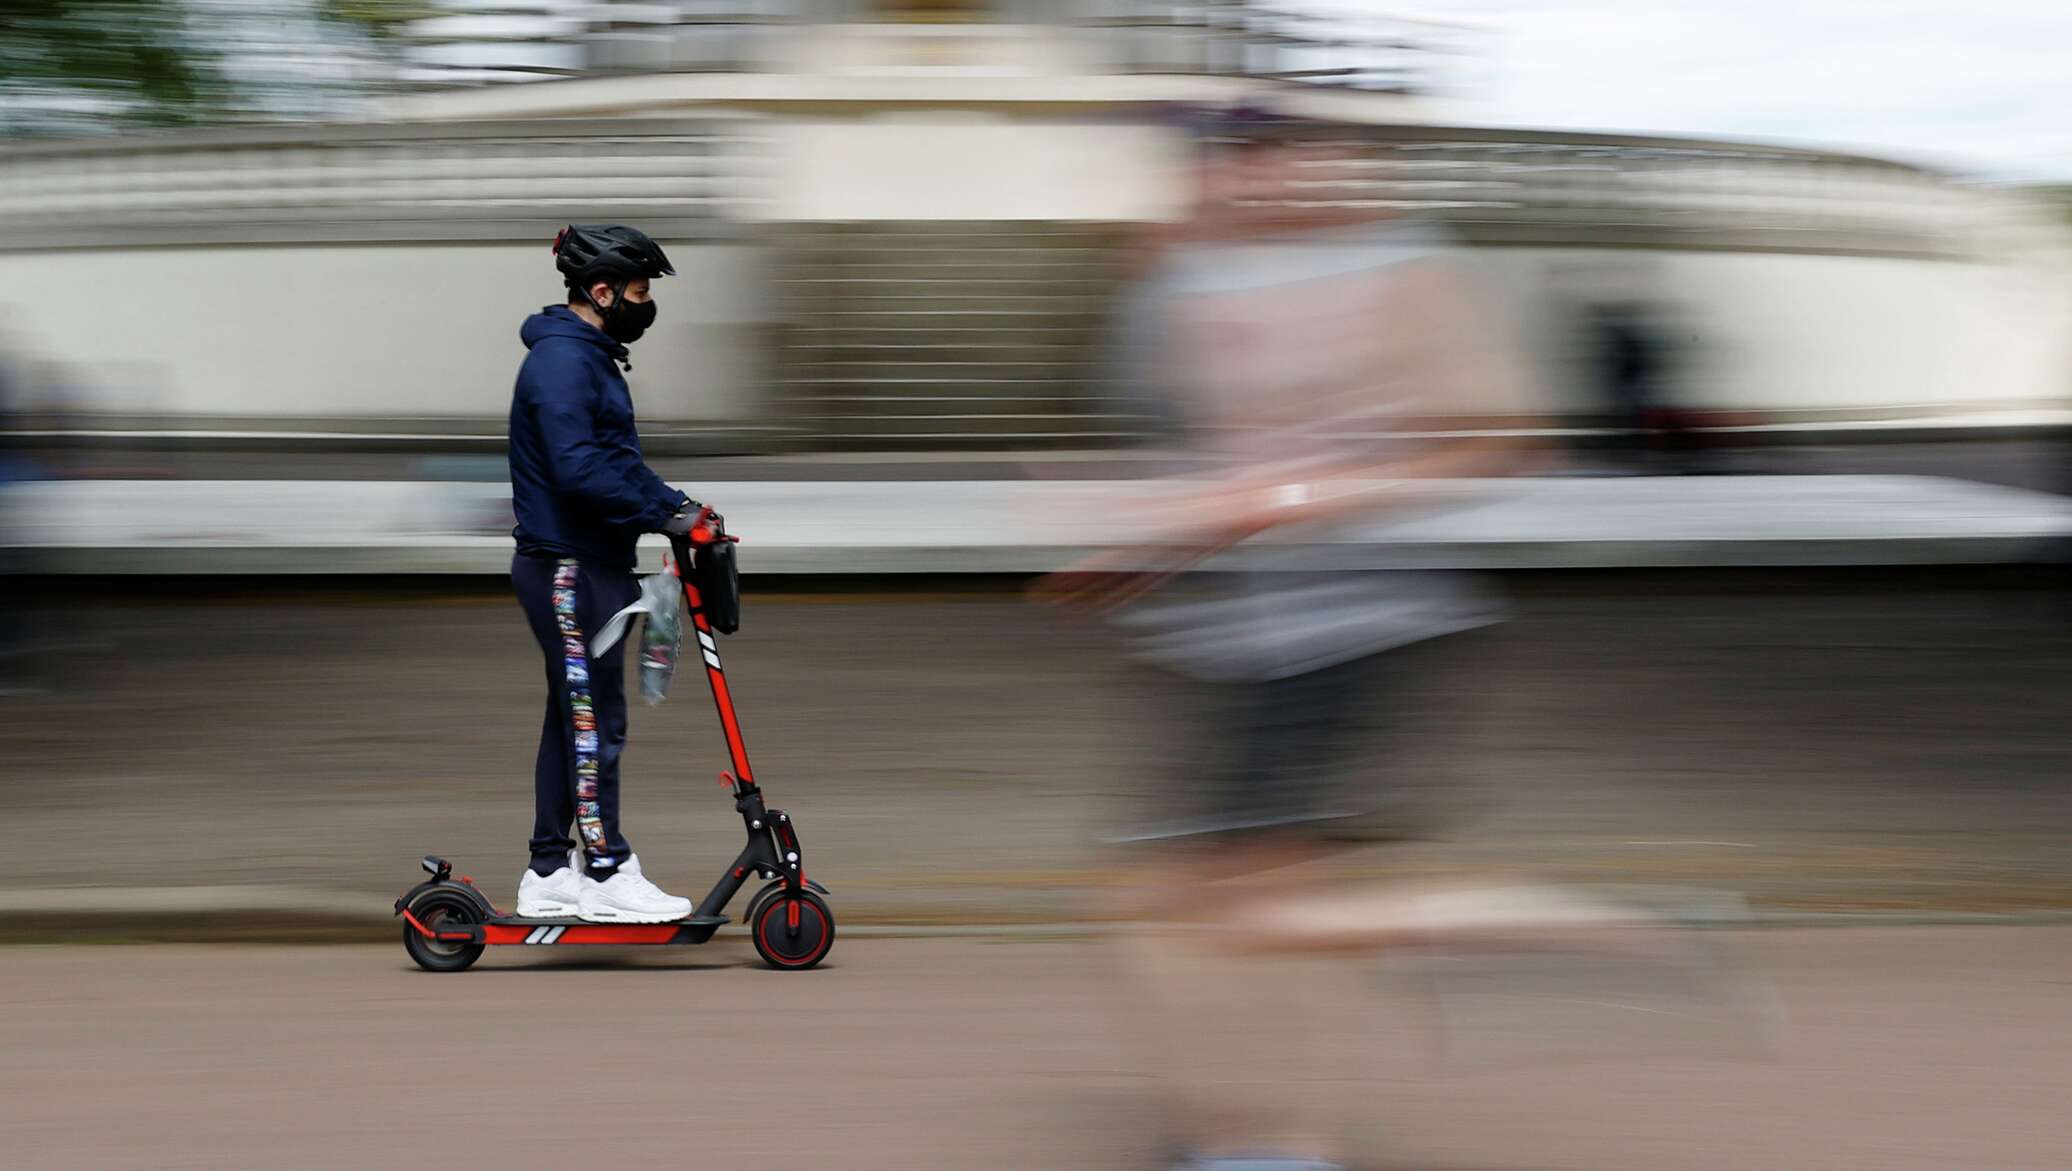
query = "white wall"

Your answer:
(8, 237), (2062, 423)
(0, 241), (769, 420)
(1461, 246), (2072, 417)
